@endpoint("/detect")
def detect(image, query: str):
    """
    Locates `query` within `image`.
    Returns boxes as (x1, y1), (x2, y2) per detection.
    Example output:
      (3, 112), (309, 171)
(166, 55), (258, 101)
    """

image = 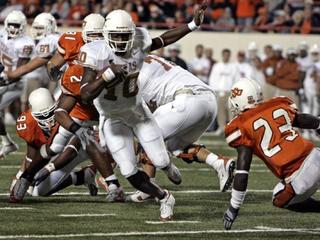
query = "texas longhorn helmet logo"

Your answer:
(231, 88), (243, 98)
